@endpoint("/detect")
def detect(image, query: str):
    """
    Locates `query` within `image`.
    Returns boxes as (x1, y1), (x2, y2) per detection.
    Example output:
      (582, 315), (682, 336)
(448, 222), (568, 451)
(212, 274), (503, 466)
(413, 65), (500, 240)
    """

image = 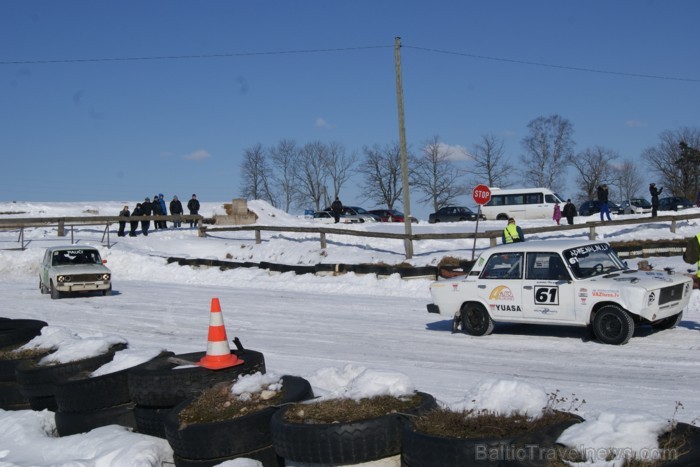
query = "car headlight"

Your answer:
(57, 275), (68, 283)
(101, 274), (111, 281)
